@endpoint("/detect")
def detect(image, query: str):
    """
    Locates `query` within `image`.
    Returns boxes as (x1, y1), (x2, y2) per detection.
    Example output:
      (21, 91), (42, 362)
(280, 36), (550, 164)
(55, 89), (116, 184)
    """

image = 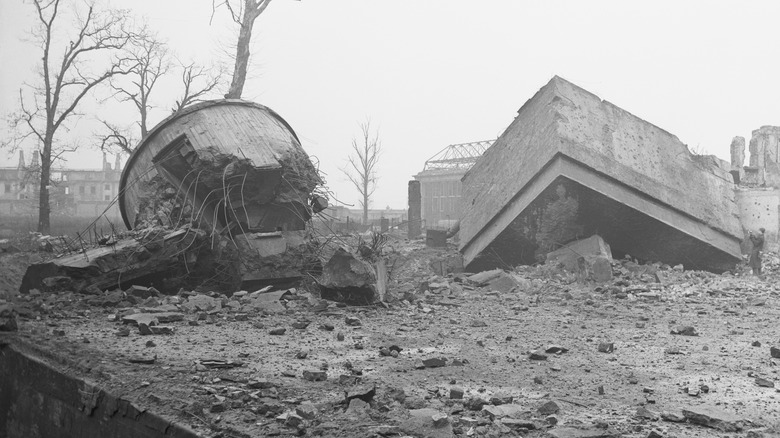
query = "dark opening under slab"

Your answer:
(467, 175), (741, 273)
